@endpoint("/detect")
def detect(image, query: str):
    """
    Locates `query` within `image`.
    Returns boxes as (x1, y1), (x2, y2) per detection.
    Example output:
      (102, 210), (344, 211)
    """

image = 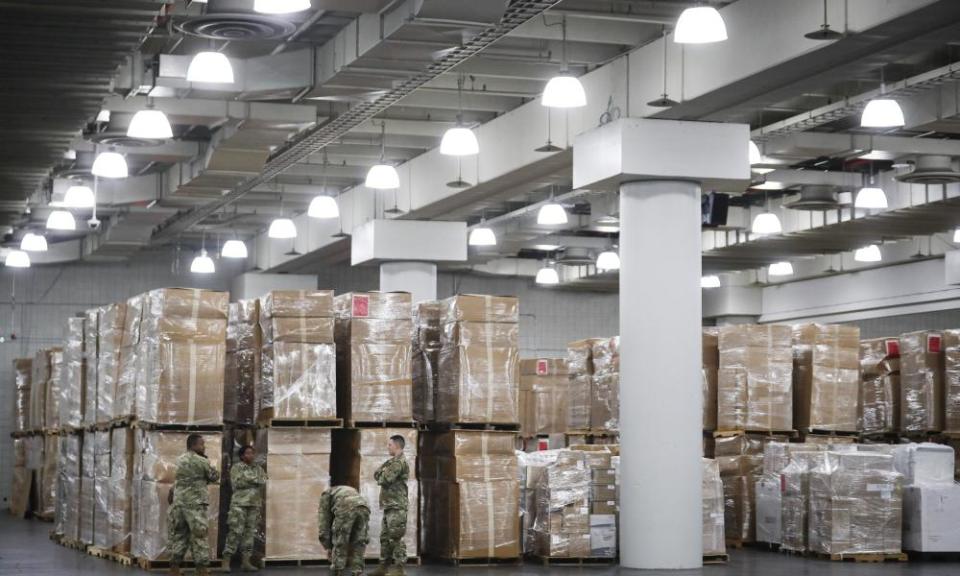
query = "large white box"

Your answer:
(755, 475), (782, 545)
(589, 514), (617, 558)
(894, 443), (955, 486)
(903, 484), (960, 552)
